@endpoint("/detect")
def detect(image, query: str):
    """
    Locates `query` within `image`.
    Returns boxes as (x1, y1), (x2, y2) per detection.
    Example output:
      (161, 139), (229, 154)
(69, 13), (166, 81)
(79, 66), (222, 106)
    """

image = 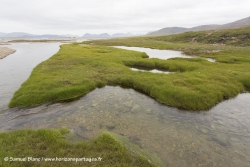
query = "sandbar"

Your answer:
(0, 47), (16, 59)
